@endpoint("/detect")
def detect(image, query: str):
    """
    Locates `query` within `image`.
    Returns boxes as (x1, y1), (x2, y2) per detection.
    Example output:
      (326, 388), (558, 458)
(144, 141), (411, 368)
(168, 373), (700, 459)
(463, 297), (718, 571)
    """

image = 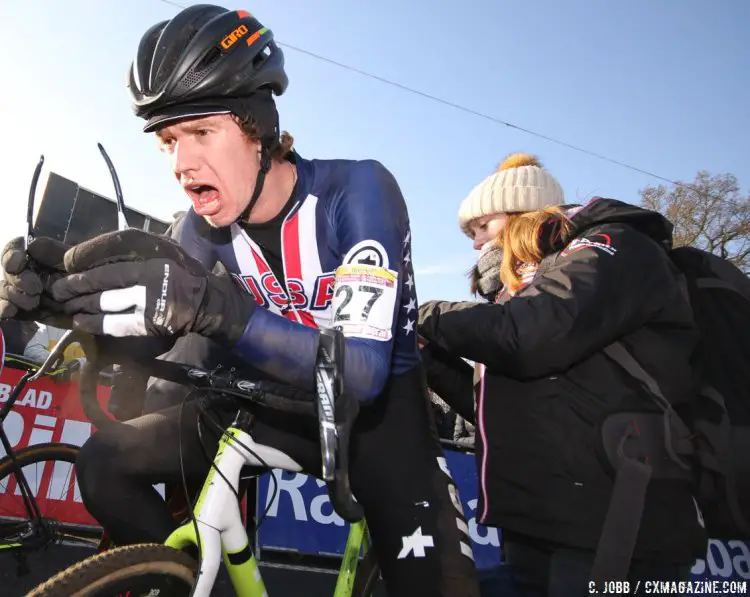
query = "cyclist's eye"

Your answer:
(159, 137), (175, 152)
